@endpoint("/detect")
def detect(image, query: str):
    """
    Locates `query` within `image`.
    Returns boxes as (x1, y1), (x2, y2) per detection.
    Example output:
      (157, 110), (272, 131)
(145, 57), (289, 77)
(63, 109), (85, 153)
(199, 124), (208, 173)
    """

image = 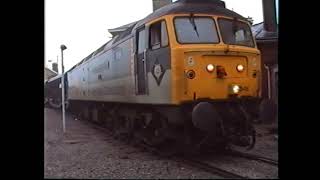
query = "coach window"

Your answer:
(149, 20), (168, 50)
